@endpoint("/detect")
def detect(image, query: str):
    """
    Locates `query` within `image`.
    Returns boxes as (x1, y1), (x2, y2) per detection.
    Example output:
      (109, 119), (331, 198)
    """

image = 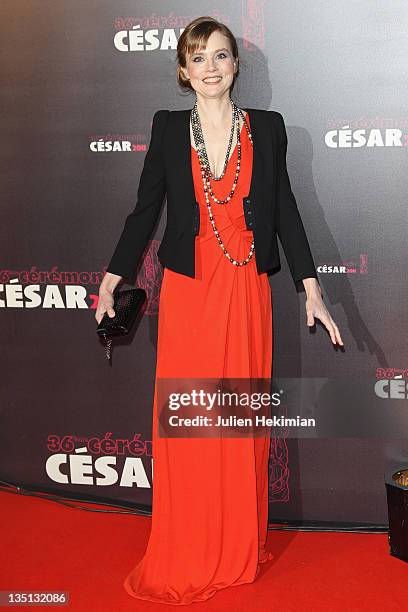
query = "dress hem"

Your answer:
(123, 571), (259, 606)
